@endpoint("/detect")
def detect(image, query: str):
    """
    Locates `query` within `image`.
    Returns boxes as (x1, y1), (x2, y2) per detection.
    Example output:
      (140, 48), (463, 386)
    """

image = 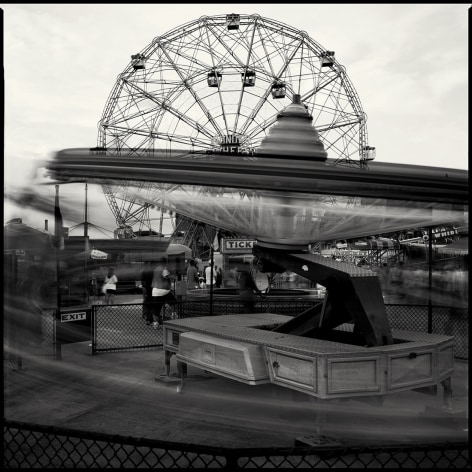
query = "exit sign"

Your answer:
(61, 312), (87, 322)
